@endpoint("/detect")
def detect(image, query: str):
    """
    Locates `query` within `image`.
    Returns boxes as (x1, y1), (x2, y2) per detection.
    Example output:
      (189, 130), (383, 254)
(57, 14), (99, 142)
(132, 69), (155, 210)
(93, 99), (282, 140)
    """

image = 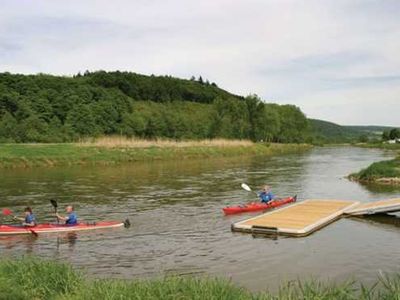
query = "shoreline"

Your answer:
(0, 141), (311, 169)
